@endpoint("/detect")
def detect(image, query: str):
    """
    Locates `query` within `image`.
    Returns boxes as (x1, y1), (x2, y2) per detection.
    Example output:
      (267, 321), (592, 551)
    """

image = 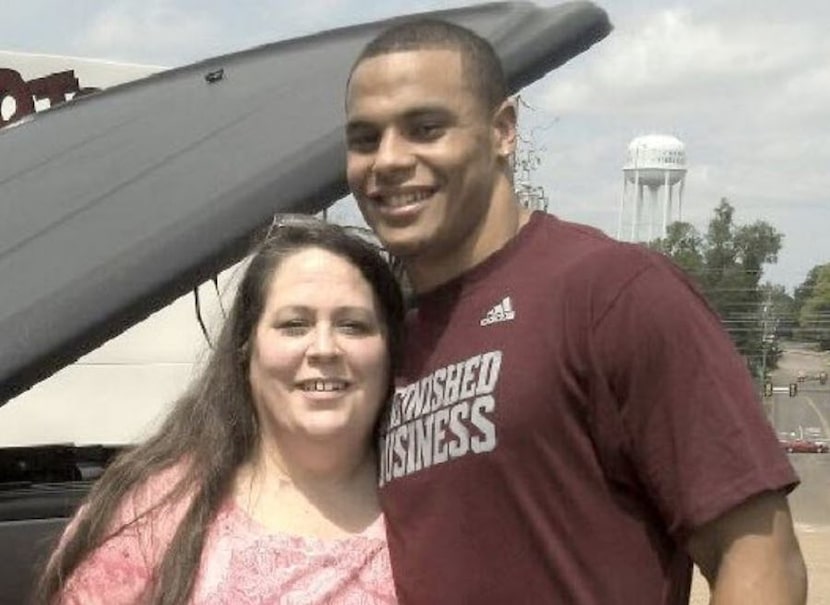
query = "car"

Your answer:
(780, 439), (830, 454)
(0, 444), (121, 604)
